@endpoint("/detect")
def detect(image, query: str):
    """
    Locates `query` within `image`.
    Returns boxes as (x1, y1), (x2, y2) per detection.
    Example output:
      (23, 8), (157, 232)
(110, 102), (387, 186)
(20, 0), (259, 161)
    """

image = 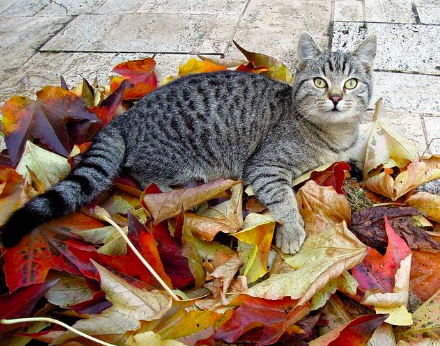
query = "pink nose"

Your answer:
(330, 94), (342, 106)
